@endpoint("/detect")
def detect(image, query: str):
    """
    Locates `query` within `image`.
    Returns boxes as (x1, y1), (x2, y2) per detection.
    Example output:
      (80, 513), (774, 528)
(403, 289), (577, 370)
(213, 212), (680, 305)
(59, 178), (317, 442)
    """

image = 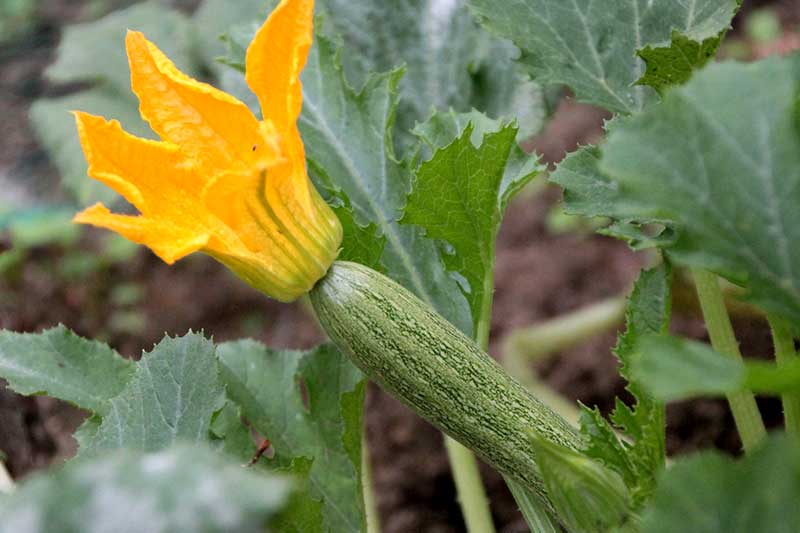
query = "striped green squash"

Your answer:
(310, 261), (582, 498)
